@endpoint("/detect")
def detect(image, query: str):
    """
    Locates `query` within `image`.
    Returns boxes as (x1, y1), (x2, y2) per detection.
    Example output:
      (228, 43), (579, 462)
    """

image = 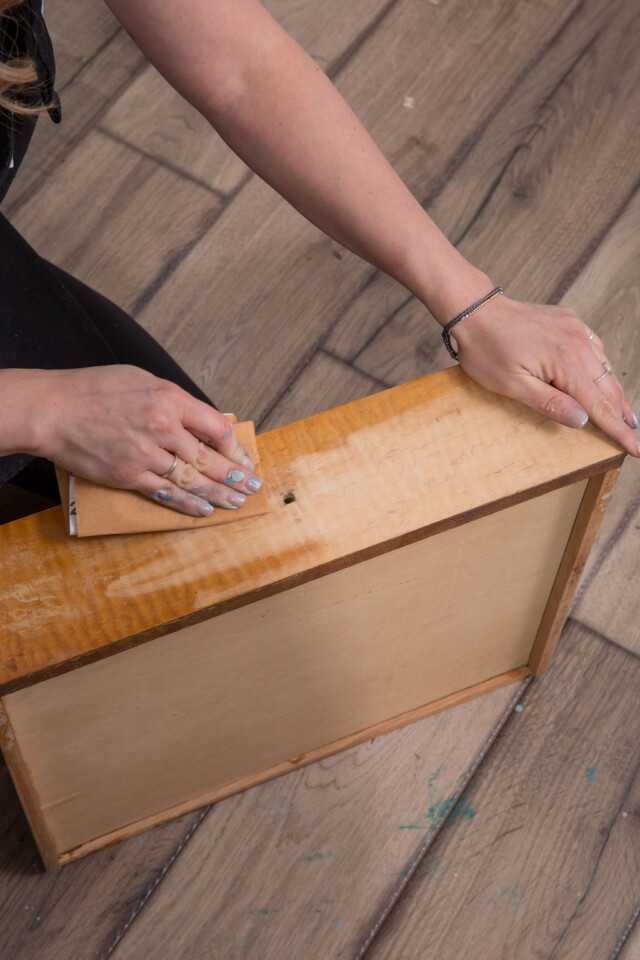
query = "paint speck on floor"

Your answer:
(586, 767), (596, 787)
(515, 704), (524, 713)
(335, 922), (341, 928)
